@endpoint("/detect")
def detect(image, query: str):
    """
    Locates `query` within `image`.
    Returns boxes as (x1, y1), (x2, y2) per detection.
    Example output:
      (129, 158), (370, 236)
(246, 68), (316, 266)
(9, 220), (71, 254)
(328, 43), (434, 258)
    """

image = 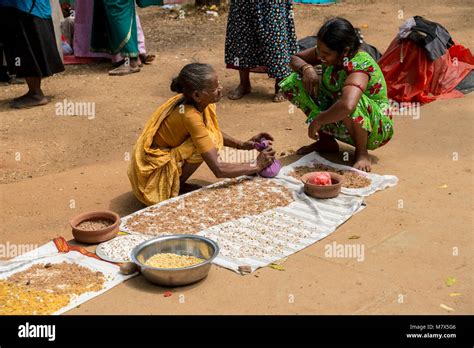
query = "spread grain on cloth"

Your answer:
(0, 280), (70, 315)
(0, 262), (105, 315)
(6, 262), (105, 295)
(123, 178), (294, 236)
